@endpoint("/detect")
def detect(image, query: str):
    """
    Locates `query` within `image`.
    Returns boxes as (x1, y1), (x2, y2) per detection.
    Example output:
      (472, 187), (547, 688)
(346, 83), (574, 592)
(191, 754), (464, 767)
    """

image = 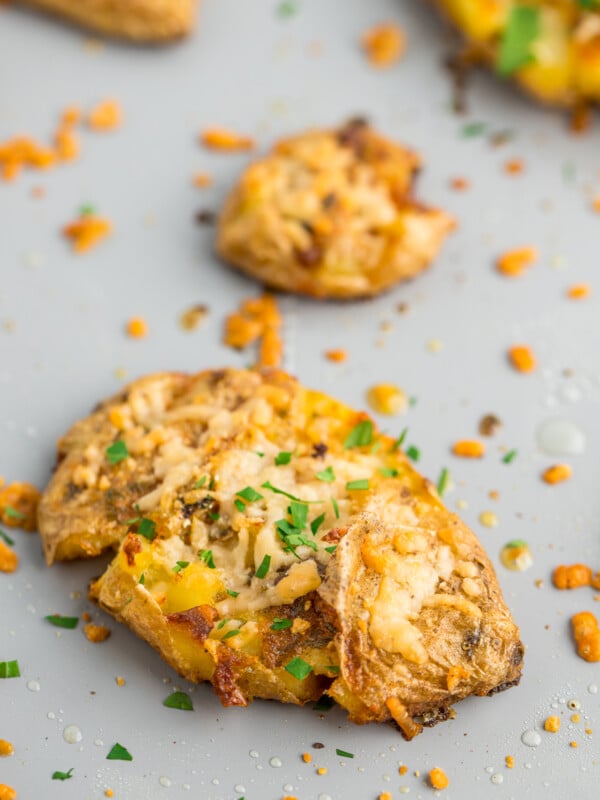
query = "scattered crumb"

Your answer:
(302, 752), (312, 763)
(479, 511), (498, 528)
(361, 22), (405, 68)
(0, 481), (41, 531)
(126, 317), (149, 339)
(0, 784), (17, 800)
(180, 305), (208, 331)
(63, 212), (112, 253)
(427, 338), (444, 353)
(399, 765), (408, 775)
(192, 172), (213, 188)
(316, 767), (327, 775)
(505, 755), (514, 769)
(84, 623), (111, 643)
(366, 383), (408, 416)
(429, 767), (449, 789)
(0, 740), (14, 757)
(0, 540), (18, 573)
(195, 209), (216, 225)
(570, 741), (578, 748)
(378, 793), (392, 800)
(87, 100), (122, 131)
(542, 464), (572, 485)
(544, 715), (561, 733)
(504, 158), (525, 175)
(223, 294), (282, 368)
(452, 440), (485, 458)
(200, 128), (255, 151)
(571, 713), (581, 723)
(105, 790), (114, 798)
(116, 676), (126, 687)
(449, 176), (470, 191)
(567, 283), (591, 300)
(496, 246), (537, 277)
(324, 348), (347, 363)
(508, 345), (537, 373)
